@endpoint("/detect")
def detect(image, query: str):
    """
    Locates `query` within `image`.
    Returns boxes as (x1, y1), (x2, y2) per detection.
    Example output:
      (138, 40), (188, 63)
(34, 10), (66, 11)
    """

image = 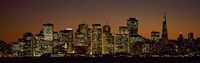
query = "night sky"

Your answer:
(0, 0), (200, 43)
